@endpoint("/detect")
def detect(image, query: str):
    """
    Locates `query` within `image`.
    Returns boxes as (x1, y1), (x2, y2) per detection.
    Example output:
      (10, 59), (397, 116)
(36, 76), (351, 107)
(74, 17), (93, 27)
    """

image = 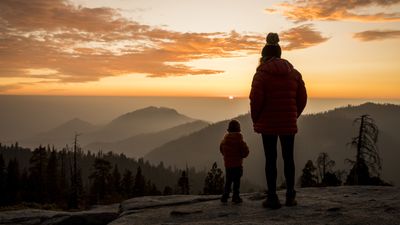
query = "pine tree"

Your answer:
(177, 171), (189, 194)
(5, 158), (20, 204)
(133, 166), (146, 197)
(46, 150), (59, 203)
(29, 146), (48, 203)
(203, 162), (224, 195)
(68, 134), (84, 209)
(316, 152), (336, 184)
(300, 160), (318, 187)
(19, 168), (29, 202)
(110, 164), (121, 195)
(163, 186), (173, 195)
(121, 169), (134, 198)
(89, 157), (112, 203)
(147, 182), (161, 196)
(0, 154), (5, 205)
(58, 148), (68, 204)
